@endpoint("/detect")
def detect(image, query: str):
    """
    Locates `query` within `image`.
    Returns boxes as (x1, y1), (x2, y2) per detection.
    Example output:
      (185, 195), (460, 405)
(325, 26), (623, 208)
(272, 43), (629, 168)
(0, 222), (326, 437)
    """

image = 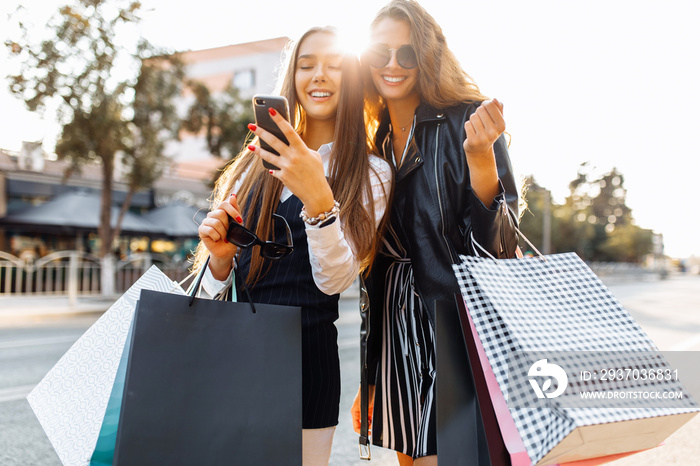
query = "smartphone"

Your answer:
(253, 94), (290, 170)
